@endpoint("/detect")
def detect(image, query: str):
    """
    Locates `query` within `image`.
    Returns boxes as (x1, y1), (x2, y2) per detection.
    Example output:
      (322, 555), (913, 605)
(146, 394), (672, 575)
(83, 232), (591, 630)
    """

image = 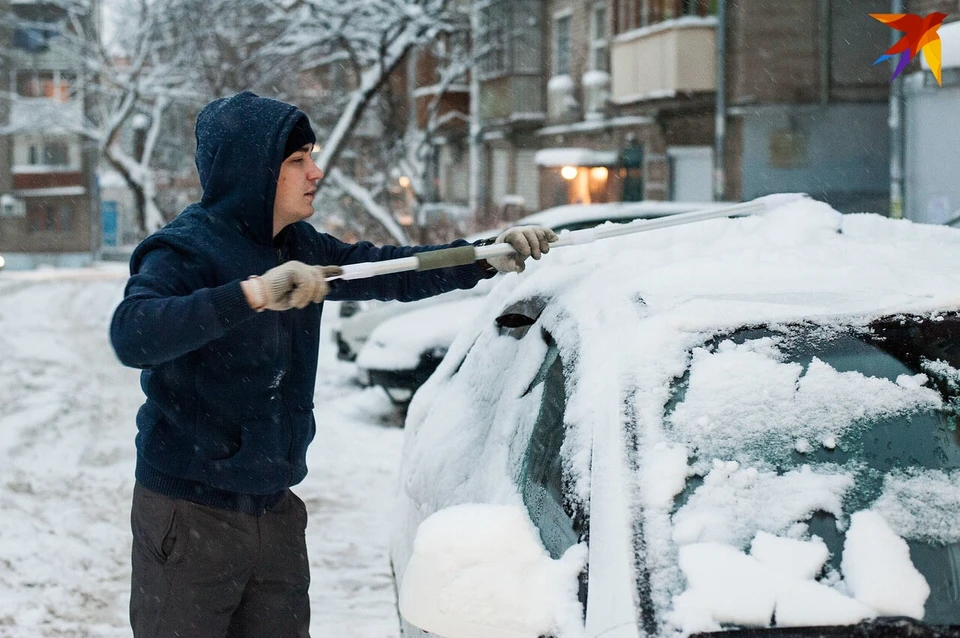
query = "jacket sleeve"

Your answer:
(109, 239), (257, 369)
(302, 227), (497, 303)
